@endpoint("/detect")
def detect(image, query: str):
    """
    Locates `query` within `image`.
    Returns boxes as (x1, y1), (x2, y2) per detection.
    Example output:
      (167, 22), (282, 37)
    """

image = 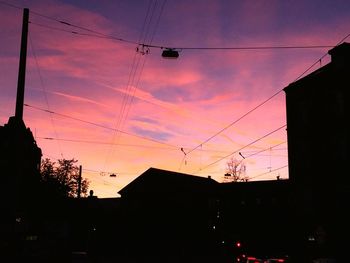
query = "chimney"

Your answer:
(328, 42), (350, 66)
